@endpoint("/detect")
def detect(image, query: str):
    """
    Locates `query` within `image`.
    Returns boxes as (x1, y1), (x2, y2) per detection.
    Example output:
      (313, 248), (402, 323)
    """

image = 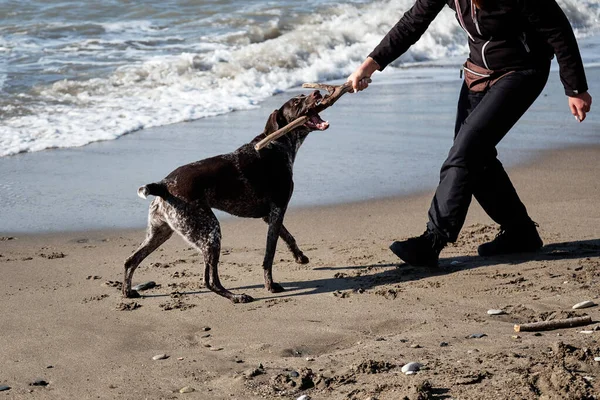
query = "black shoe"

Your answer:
(390, 230), (446, 267)
(478, 222), (543, 257)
